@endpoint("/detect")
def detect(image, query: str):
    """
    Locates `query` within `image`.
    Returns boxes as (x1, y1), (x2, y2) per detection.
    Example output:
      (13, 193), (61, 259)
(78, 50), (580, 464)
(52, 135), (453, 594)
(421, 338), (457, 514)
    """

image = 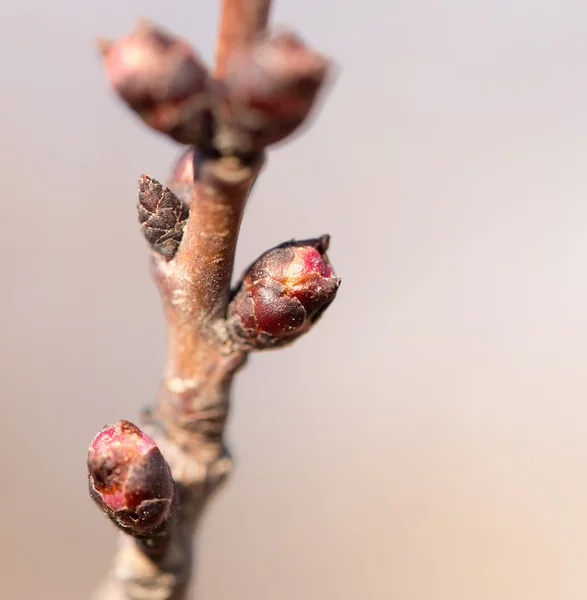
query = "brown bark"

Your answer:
(214, 0), (272, 78)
